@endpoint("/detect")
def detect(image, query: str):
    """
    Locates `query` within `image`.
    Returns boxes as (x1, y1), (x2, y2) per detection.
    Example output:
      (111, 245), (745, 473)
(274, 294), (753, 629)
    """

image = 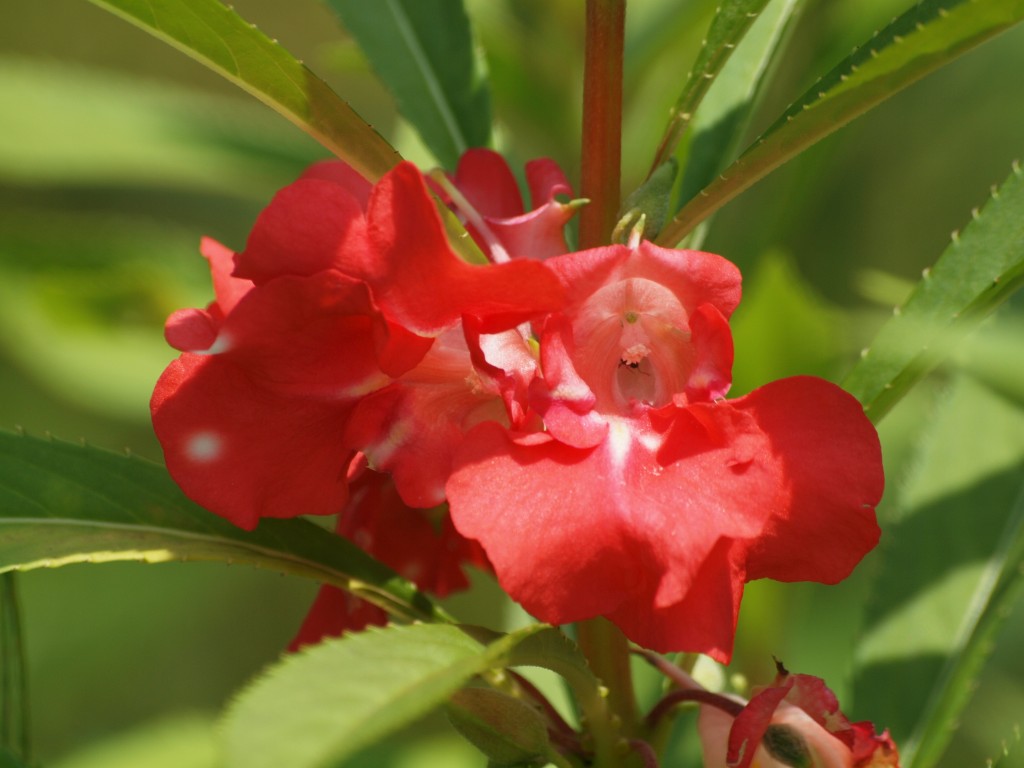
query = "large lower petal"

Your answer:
(731, 376), (883, 584)
(151, 355), (353, 529)
(448, 382), (880, 659)
(447, 425), (641, 622)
